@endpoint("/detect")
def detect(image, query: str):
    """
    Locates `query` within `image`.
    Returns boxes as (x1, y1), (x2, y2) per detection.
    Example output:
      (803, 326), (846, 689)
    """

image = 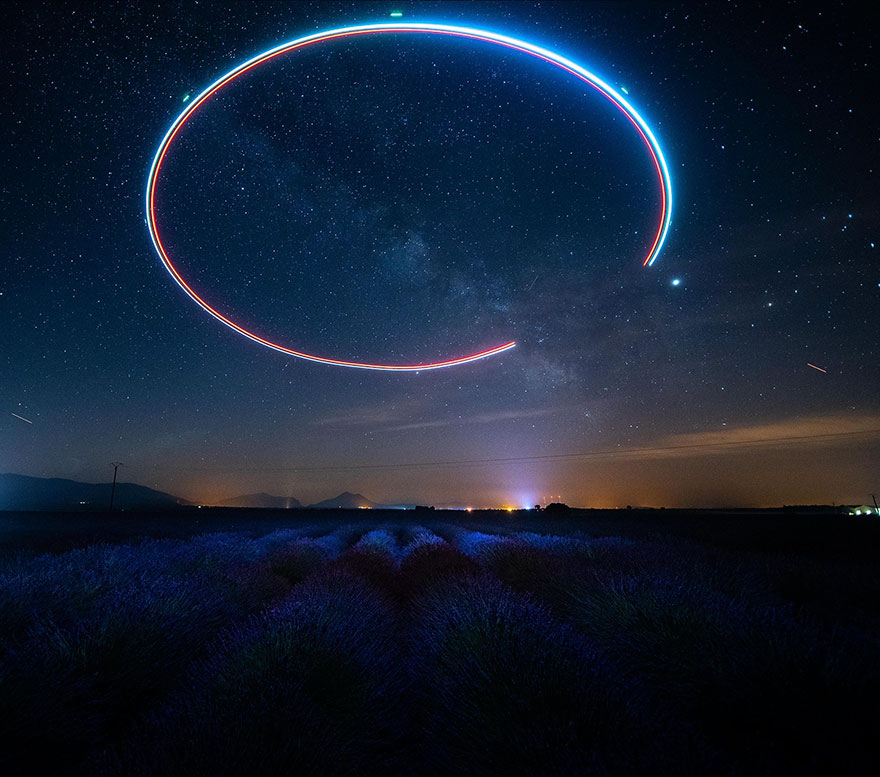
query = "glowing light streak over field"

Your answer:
(146, 22), (673, 371)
